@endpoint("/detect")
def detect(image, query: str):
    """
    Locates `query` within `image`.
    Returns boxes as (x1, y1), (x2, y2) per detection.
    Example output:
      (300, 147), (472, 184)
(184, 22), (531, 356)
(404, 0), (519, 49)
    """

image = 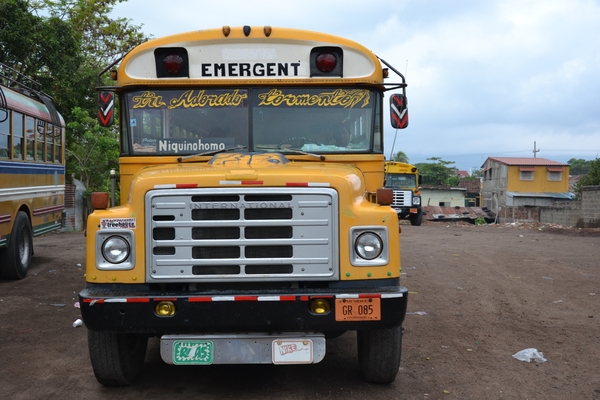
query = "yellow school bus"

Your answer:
(80, 25), (410, 386)
(384, 161), (423, 225)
